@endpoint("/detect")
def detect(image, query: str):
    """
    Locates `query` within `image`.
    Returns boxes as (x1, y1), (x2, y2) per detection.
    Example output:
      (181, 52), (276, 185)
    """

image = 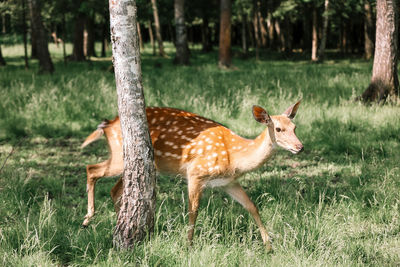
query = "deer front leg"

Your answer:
(224, 182), (273, 252)
(187, 178), (204, 246)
